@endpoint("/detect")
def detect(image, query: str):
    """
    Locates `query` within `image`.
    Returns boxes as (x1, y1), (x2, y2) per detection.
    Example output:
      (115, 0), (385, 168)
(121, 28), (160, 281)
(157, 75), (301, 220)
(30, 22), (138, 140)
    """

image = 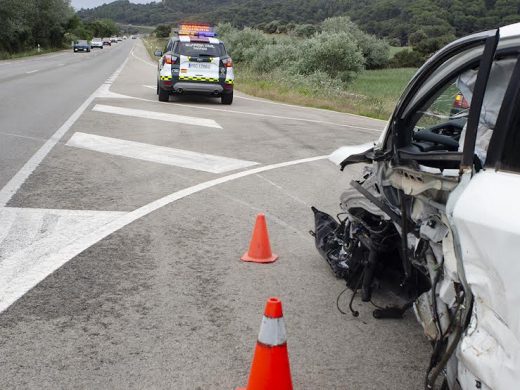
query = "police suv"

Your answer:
(155, 24), (234, 104)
